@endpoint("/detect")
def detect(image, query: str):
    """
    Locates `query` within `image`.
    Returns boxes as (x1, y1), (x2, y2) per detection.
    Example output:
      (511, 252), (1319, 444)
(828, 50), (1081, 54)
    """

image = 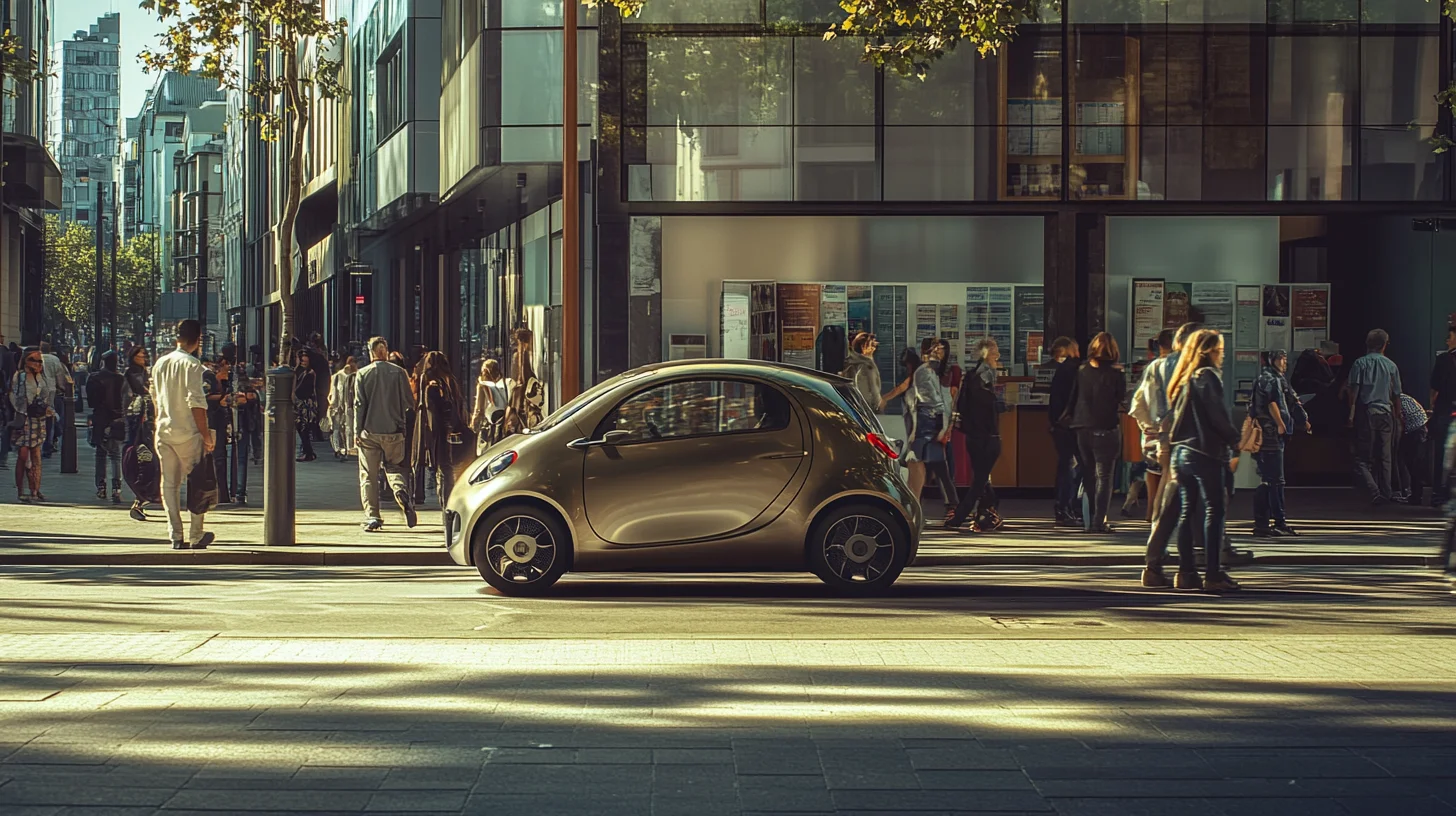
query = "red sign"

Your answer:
(354, 295), (366, 304)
